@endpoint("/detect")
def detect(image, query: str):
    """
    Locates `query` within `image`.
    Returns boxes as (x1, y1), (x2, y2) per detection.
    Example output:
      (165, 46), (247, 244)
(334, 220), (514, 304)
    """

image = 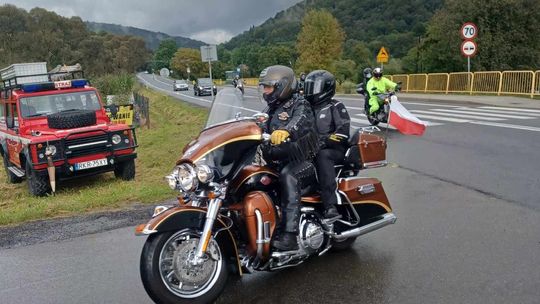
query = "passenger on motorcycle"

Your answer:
(259, 65), (319, 251)
(367, 67), (400, 116)
(304, 70), (351, 219)
(362, 67), (373, 103)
